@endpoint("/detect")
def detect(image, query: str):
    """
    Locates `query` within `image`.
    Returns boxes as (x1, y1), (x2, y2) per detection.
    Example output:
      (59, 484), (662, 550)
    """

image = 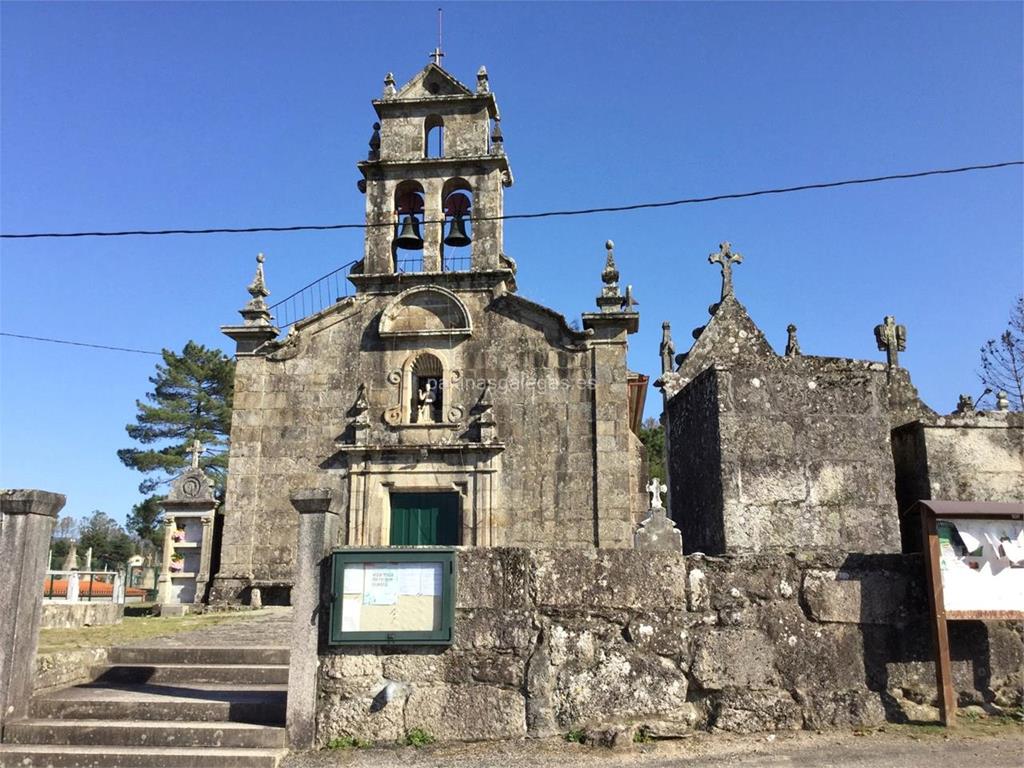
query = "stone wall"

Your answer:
(661, 295), (932, 555)
(39, 602), (123, 629)
(314, 548), (1022, 745)
(893, 410), (1024, 551)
